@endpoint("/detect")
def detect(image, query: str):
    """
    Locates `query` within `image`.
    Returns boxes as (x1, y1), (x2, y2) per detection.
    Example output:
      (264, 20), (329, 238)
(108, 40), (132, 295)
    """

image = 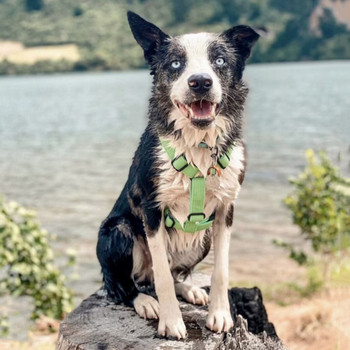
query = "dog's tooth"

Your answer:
(211, 103), (216, 117)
